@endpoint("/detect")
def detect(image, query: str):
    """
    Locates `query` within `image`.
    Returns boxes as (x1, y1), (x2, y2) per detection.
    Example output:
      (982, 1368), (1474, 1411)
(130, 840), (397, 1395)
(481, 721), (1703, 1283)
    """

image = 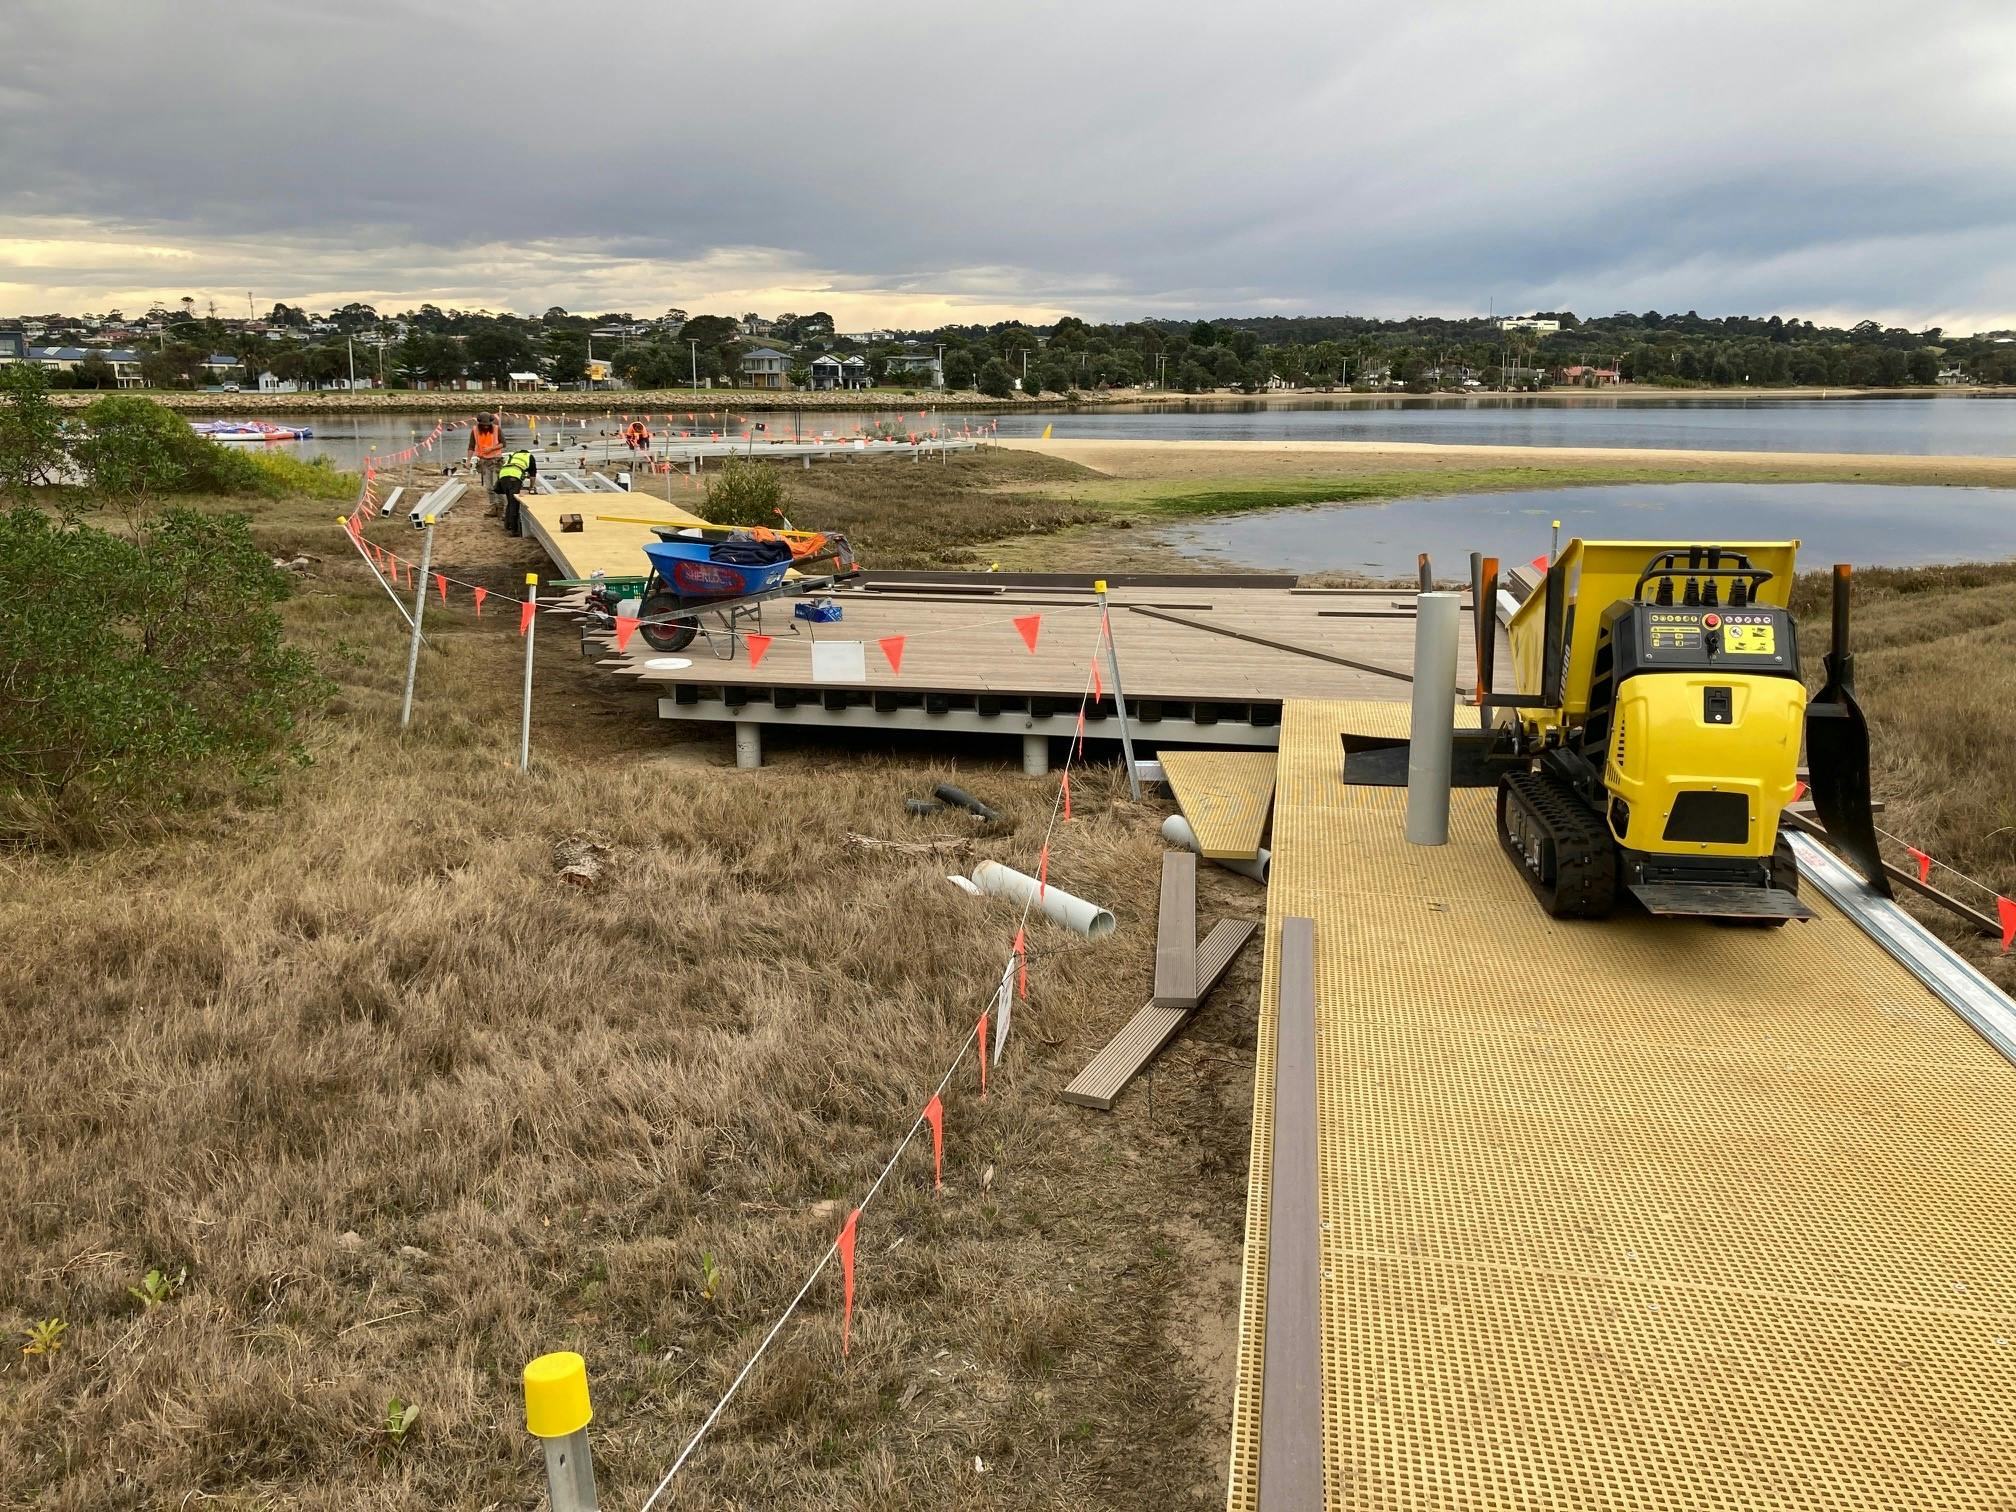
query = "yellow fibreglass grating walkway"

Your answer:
(1229, 698), (2016, 1511)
